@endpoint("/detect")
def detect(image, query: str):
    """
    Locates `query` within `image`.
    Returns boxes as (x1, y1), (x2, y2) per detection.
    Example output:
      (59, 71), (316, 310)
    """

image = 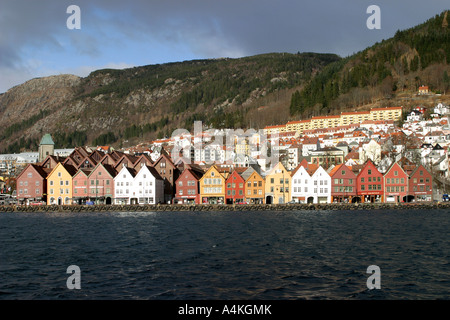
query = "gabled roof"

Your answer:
(152, 152), (176, 169)
(47, 162), (78, 178)
(328, 163), (345, 177)
(183, 168), (203, 181)
(115, 165), (137, 178)
(16, 163), (50, 180)
(73, 169), (92, 179)
(290, 162), (310, 177)
(137, 165), (163, 180)
(384, 161), (407, 177)
(409, 164), (431, 178)
(88, 163), (117, 178)
(240, 166), (256, 181)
